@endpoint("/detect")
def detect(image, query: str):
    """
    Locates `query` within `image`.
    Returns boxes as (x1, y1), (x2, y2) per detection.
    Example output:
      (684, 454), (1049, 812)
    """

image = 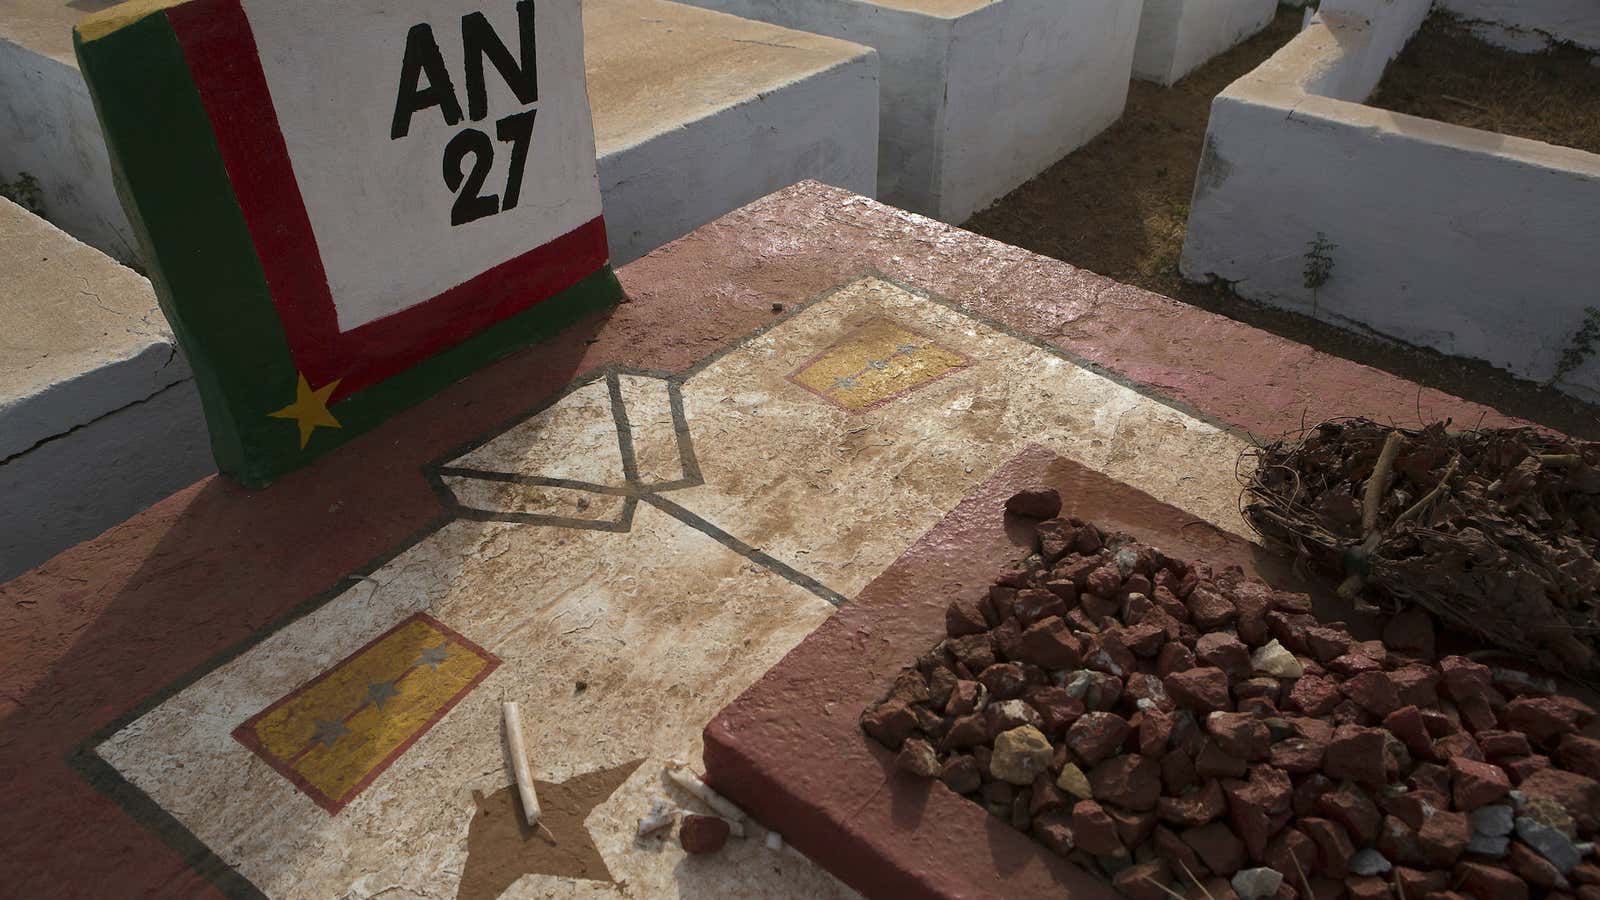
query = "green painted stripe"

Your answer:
(75, 16), (623, 488)
(75, 13), (298, 482)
